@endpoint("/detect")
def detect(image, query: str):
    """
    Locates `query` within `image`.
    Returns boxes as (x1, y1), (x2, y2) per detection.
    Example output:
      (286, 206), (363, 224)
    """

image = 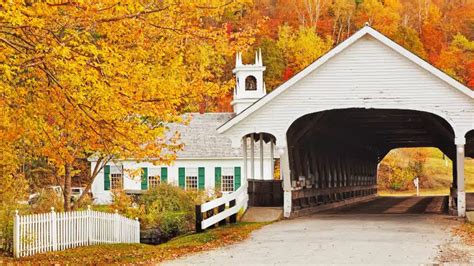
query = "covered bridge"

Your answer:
(218, 25), (474, 218)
